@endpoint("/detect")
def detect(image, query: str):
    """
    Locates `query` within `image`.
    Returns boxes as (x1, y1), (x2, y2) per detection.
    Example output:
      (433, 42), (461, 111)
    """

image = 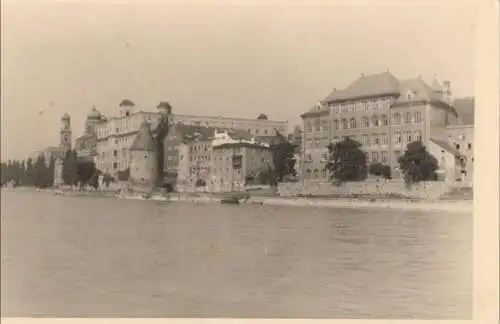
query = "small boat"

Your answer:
(220, 197), (240, 204)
